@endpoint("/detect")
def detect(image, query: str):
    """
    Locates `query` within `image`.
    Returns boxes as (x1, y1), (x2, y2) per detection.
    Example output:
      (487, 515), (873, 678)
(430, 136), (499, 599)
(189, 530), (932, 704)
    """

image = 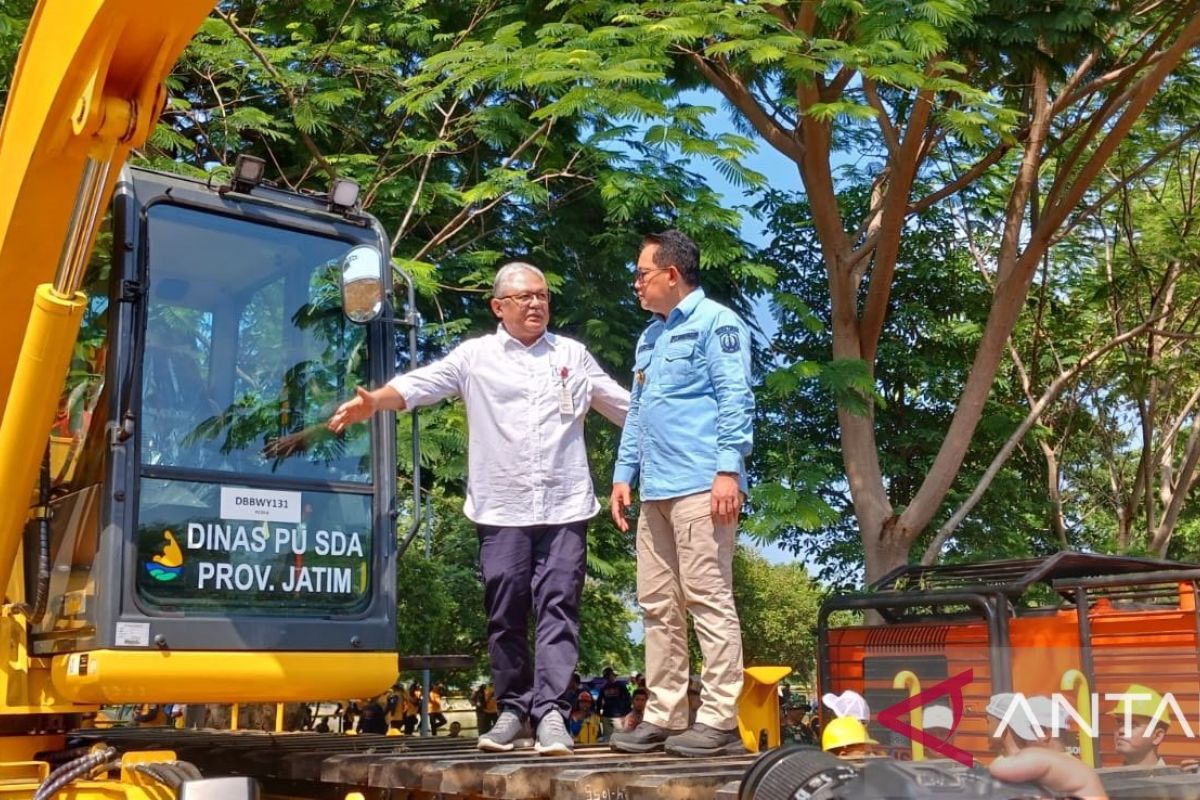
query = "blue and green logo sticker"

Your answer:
(145, 529), (184, 582)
